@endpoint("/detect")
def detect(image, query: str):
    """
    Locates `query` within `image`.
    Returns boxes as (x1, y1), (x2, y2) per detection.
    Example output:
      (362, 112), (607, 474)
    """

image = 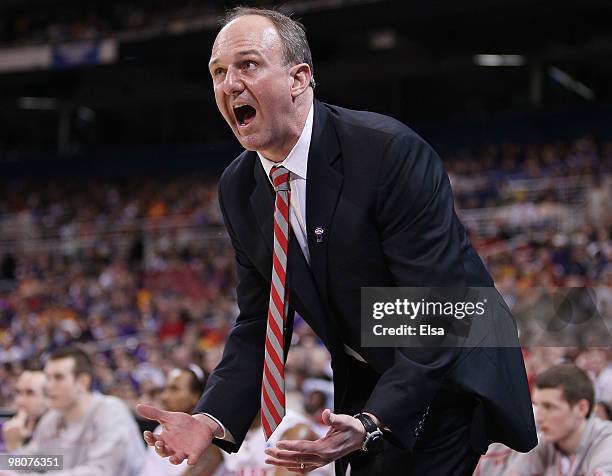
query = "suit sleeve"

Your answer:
(362, 132), (470, 450)
(193, 179), (270, 453)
